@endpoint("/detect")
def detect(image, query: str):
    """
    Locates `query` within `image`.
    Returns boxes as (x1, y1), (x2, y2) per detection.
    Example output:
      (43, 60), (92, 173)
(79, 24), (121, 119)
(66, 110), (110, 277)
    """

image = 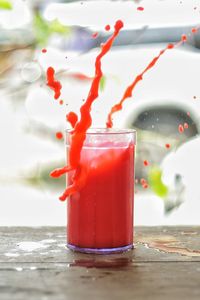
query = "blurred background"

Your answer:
(1, 0), (200, 226)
